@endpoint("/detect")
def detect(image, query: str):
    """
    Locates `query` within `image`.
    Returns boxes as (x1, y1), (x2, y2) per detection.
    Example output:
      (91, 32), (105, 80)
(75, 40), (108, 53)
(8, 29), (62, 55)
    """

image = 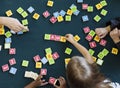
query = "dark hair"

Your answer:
(66, 56), (112, 88)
